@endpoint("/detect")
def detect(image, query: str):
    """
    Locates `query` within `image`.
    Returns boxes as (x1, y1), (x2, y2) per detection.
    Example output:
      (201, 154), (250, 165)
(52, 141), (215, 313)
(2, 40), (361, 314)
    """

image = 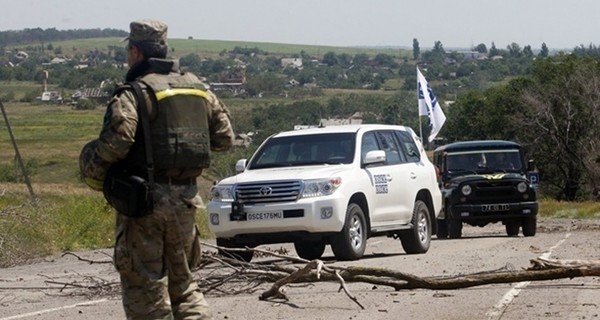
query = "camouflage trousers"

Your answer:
(113, 183), (212, 320)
